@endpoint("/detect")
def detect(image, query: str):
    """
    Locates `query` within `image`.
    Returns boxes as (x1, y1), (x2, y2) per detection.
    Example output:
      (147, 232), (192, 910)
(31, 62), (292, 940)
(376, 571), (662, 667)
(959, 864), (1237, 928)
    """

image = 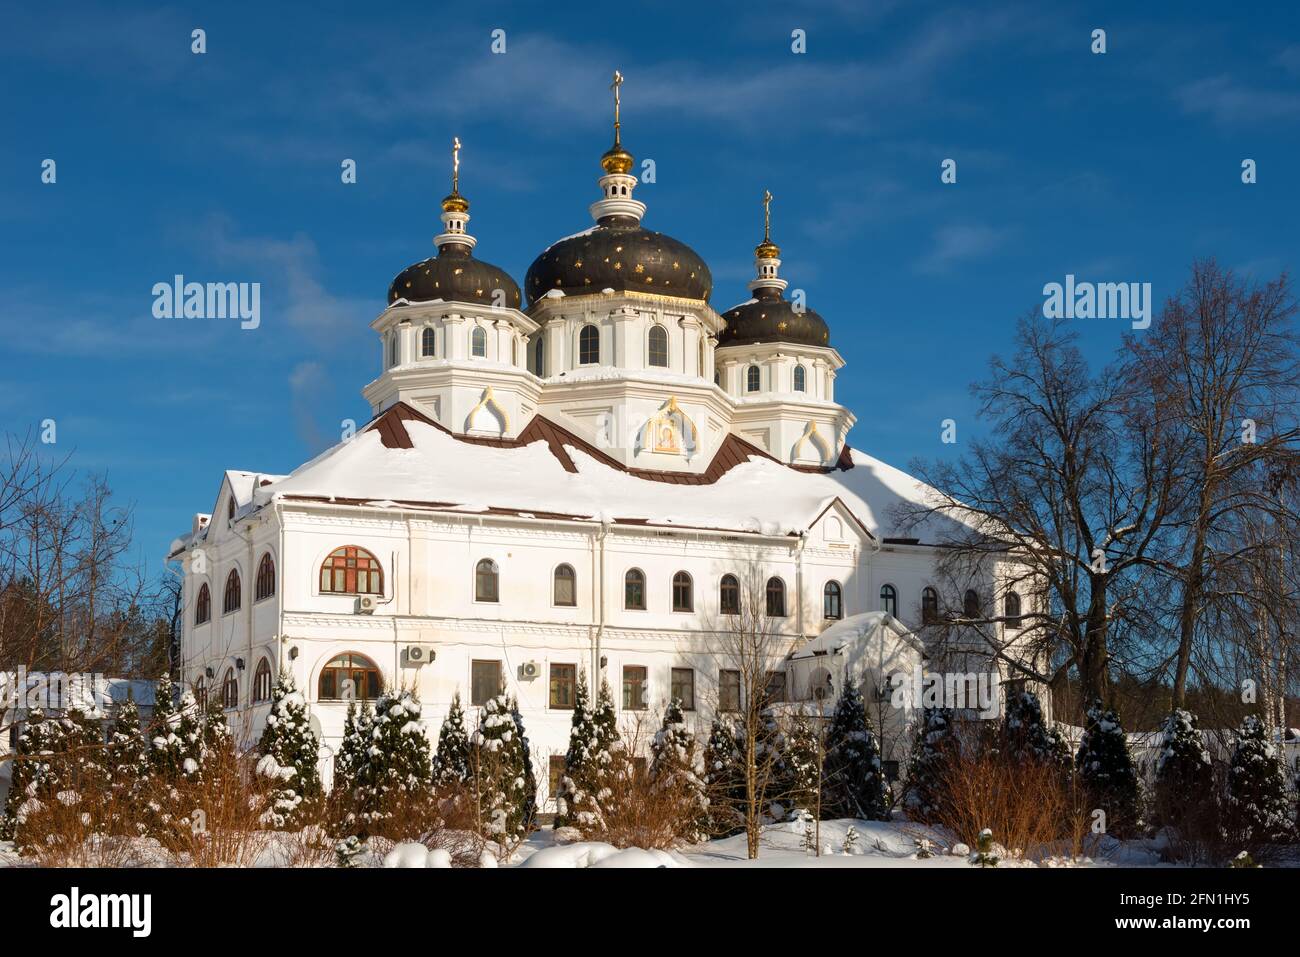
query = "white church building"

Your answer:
(170, 77), (1035, 801)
